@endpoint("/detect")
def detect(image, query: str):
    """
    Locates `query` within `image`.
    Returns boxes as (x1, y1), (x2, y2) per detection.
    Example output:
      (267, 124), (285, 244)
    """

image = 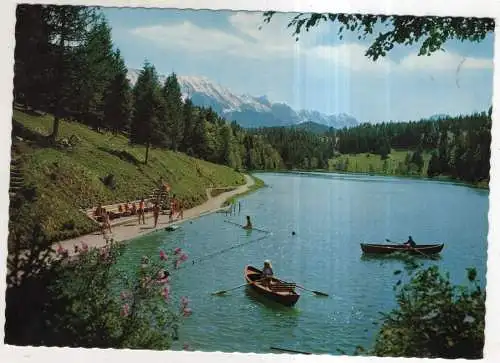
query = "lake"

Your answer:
(115, 172), (489, 355)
